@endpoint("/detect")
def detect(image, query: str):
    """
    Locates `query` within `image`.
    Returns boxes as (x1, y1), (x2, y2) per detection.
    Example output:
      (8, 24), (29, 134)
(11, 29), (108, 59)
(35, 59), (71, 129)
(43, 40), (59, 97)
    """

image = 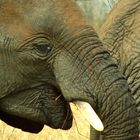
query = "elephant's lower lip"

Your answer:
(0, 85), (73, 131)
(0, 110), (44, 133)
